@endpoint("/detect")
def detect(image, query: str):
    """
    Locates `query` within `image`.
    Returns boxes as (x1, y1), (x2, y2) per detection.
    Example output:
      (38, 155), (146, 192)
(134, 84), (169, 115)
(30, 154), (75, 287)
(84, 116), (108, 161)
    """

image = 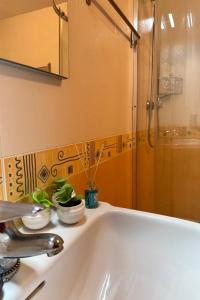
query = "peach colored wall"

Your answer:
(0, 0), (65, 20)
(0, 1), (136, 210)
(0, 0), (135, 158)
